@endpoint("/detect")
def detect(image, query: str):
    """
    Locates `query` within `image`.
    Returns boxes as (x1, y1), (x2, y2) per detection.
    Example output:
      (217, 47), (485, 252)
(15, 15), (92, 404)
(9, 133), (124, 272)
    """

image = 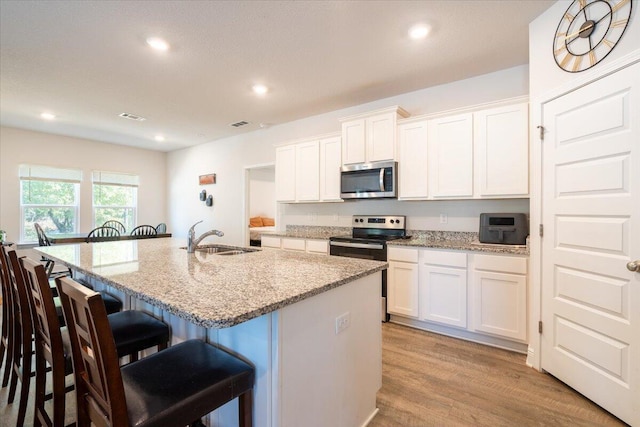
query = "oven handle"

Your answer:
(330, 241), (384, 250)
(379, 168), (385, 192)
